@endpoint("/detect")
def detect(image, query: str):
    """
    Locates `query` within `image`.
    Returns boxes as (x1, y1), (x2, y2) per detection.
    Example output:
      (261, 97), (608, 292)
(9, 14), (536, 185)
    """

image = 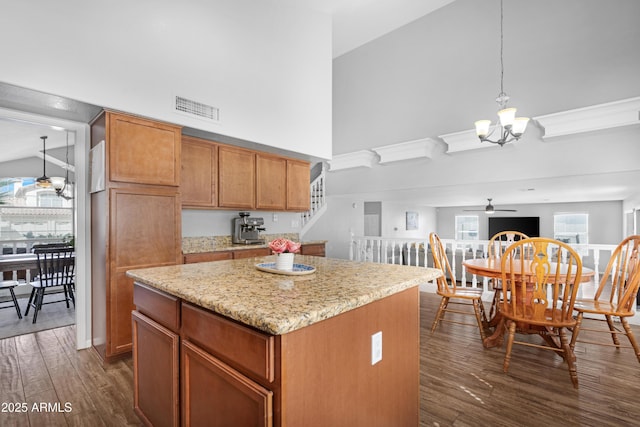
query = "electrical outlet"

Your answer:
(371, 331), (382, 365)
(272, 213), (278, 222)
(291, 219), (300, 228)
